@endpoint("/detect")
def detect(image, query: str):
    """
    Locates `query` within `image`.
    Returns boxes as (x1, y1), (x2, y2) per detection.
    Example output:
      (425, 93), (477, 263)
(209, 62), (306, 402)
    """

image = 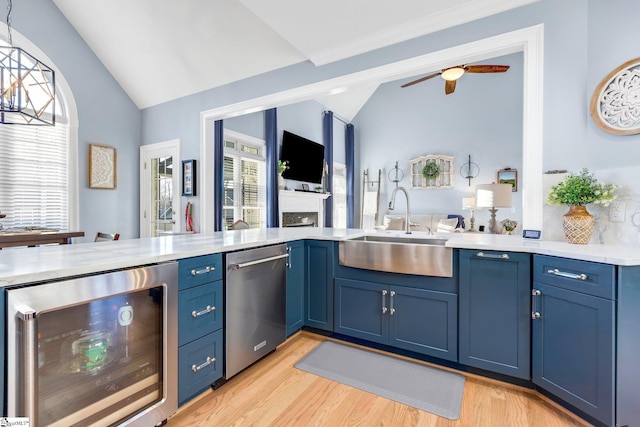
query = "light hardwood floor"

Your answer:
(167, 332), (592, 426)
